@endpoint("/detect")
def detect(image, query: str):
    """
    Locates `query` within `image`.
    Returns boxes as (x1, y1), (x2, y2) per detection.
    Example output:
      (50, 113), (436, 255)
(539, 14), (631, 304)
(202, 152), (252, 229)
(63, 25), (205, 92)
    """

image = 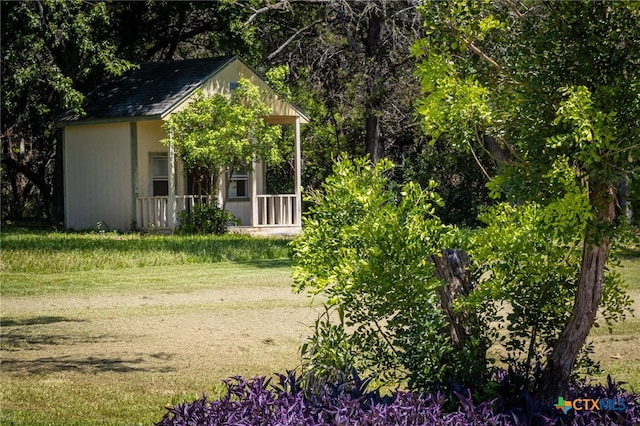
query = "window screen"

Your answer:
(152, 155), (168, 196)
